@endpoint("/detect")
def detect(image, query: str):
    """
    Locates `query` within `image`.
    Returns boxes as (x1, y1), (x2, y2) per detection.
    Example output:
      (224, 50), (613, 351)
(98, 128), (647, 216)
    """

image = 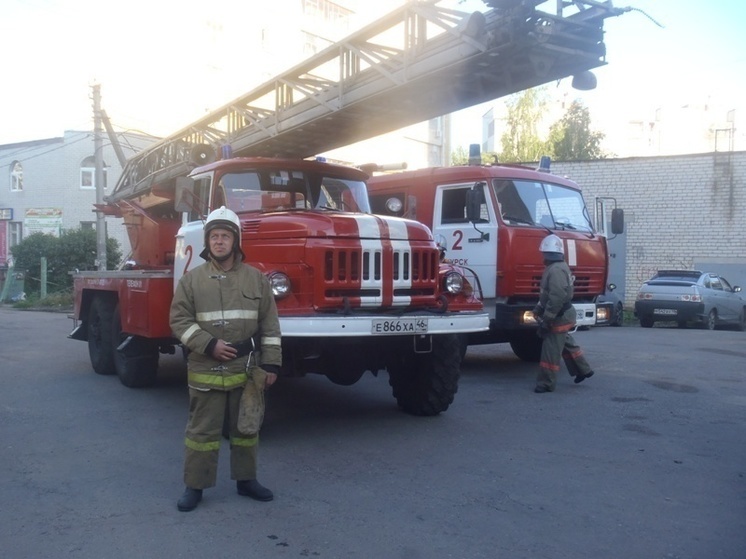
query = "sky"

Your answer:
(1, 0), (745, 155)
